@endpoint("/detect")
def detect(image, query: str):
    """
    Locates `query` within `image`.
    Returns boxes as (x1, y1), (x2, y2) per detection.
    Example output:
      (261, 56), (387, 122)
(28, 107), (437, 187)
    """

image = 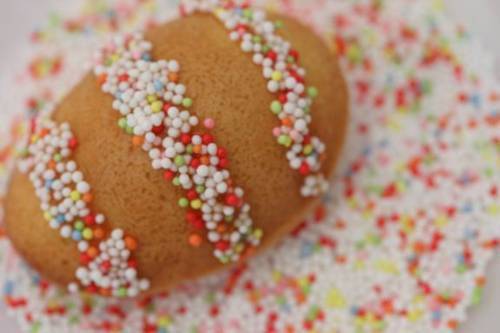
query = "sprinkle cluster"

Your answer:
(19, 119), (150, 297)
(183, 0), (329, 197)
(93, 33), (262, 263)
(1, 0), (500, 332)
